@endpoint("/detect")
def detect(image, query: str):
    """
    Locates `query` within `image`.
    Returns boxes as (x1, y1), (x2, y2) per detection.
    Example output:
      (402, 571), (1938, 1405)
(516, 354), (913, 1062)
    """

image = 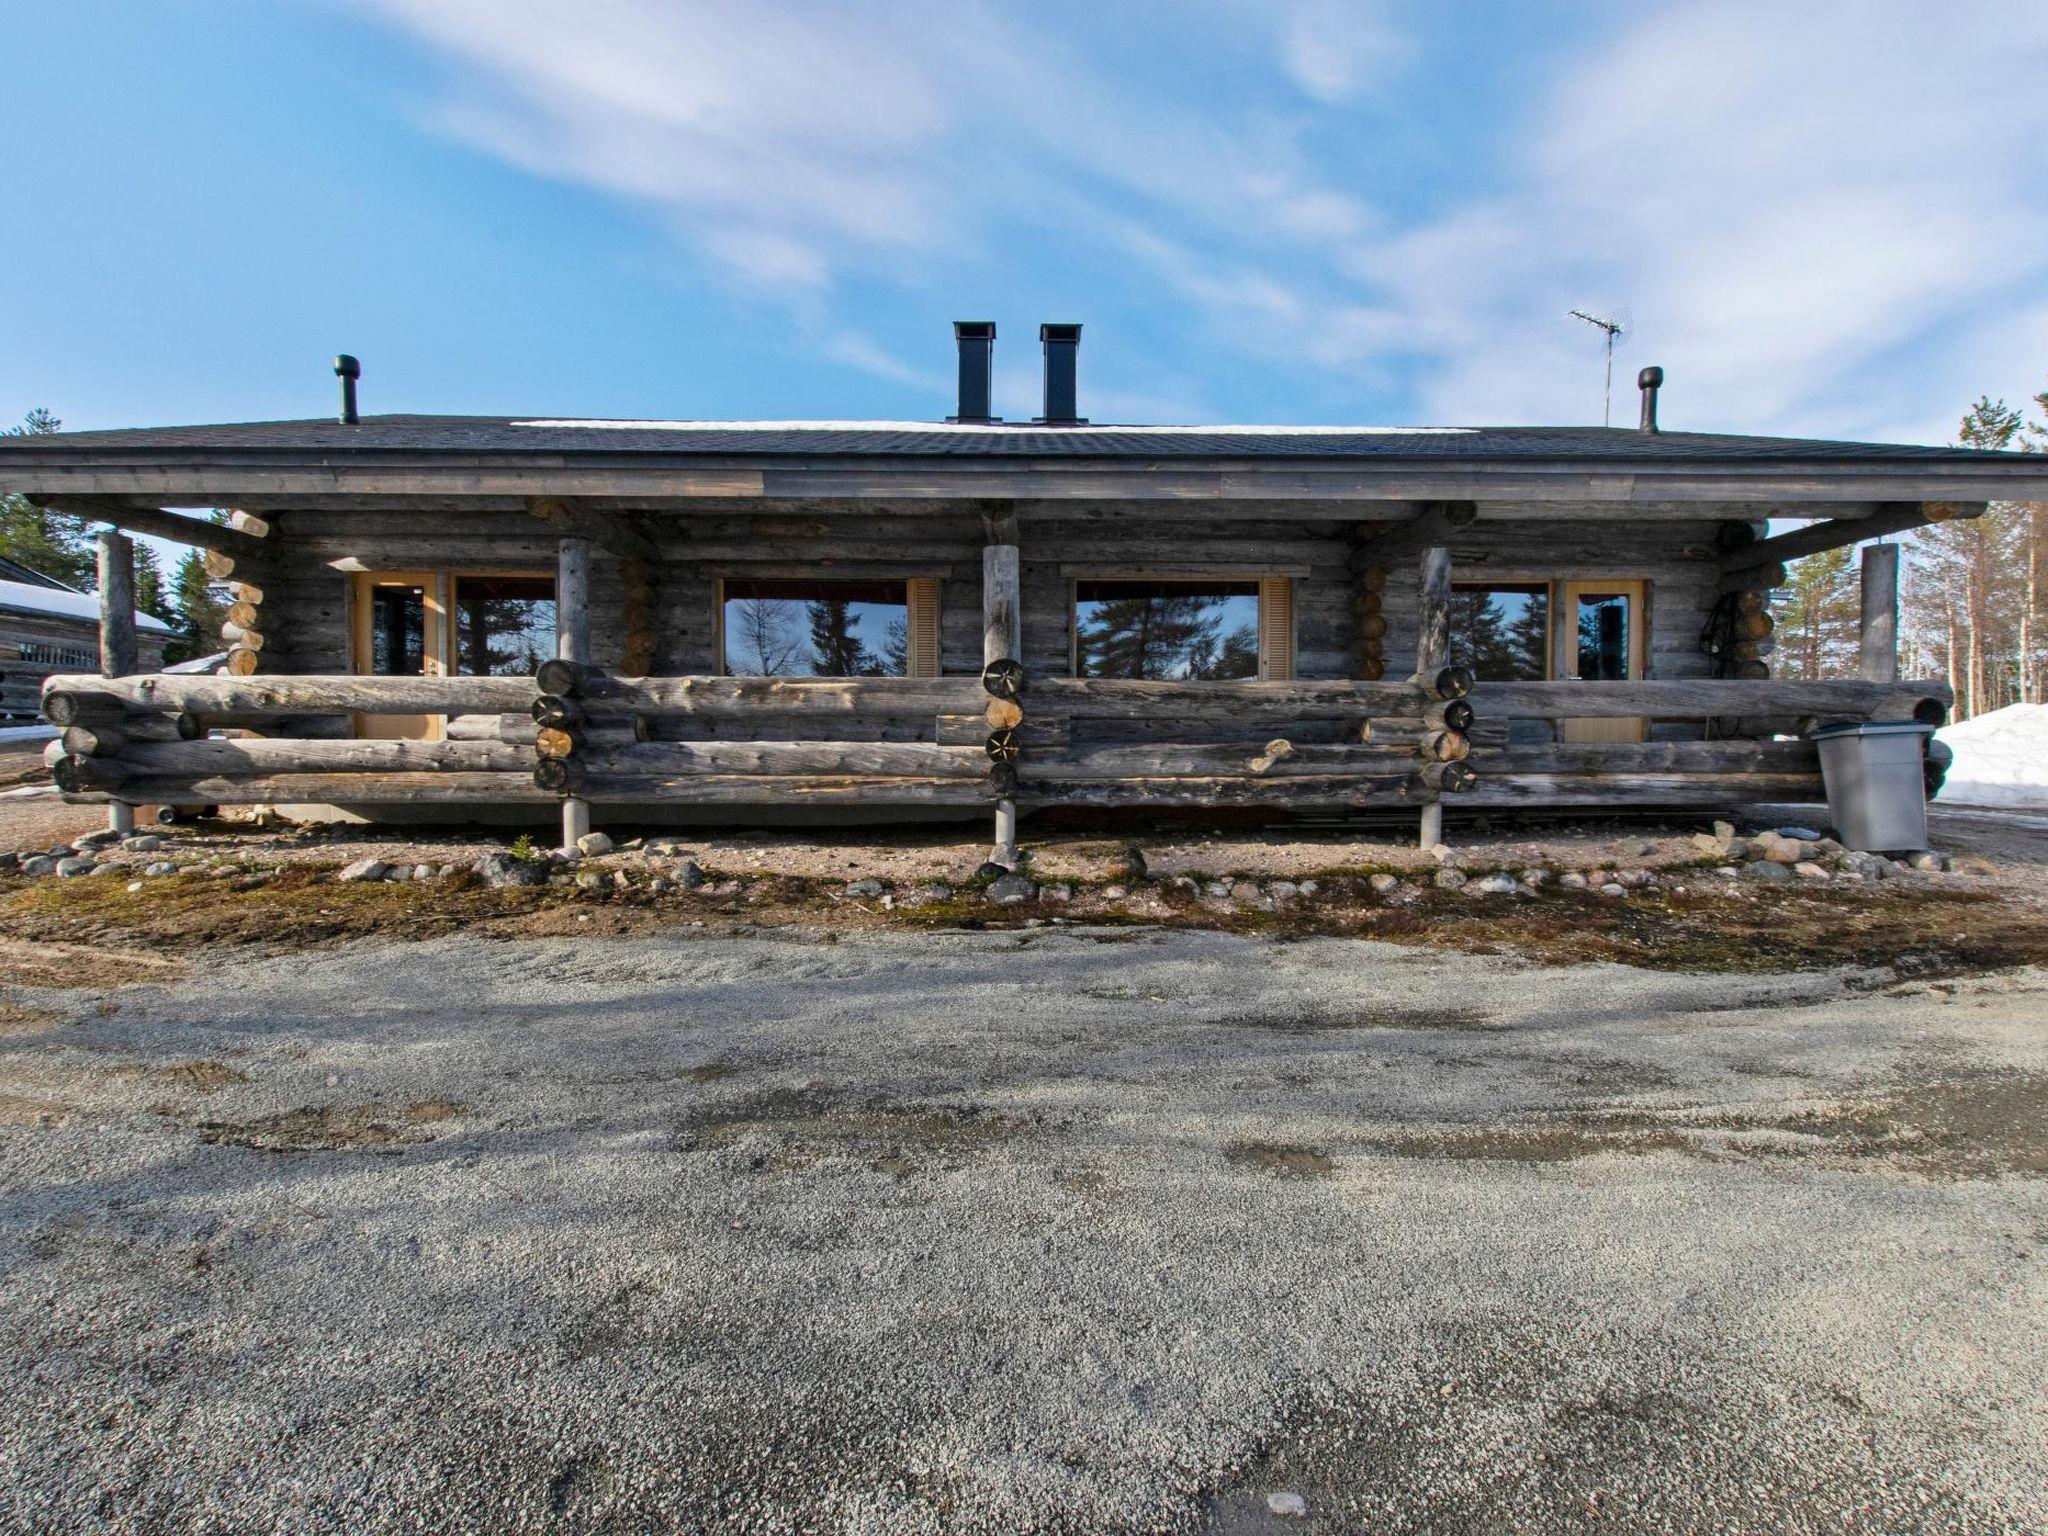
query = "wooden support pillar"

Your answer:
(1413, 545), (1452, 850)
(557, 536), (591, 853)
(983, 505), (1022, 867)
(96, 530), (138, 833)
(1859, 542), (1900, 684)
